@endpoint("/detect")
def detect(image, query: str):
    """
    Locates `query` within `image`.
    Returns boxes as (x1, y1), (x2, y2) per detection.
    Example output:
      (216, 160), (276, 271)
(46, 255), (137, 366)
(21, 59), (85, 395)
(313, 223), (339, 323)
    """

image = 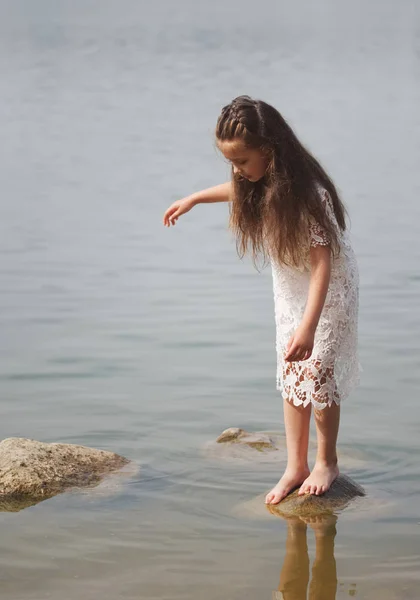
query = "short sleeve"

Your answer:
(308, 187), (336, 247)
(309, 218), (331, 247)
